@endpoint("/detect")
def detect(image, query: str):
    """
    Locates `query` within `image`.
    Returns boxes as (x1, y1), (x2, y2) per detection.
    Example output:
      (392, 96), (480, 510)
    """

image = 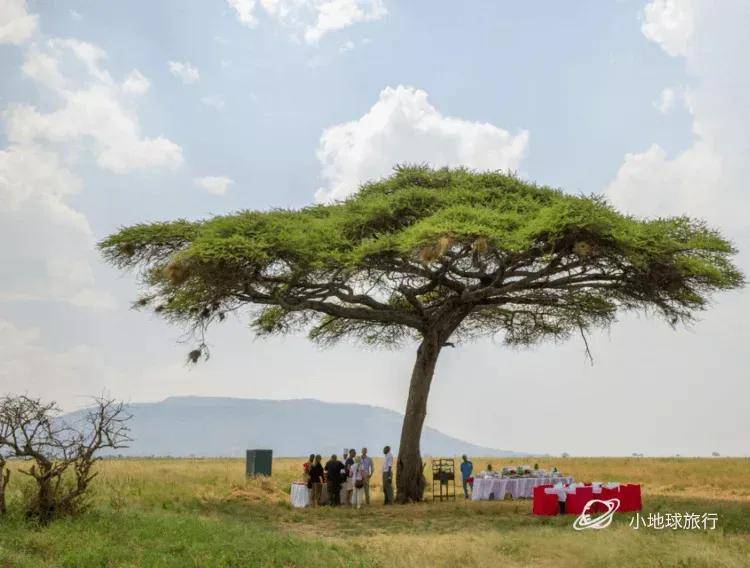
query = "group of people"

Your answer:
(303, 446), (394, 508)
